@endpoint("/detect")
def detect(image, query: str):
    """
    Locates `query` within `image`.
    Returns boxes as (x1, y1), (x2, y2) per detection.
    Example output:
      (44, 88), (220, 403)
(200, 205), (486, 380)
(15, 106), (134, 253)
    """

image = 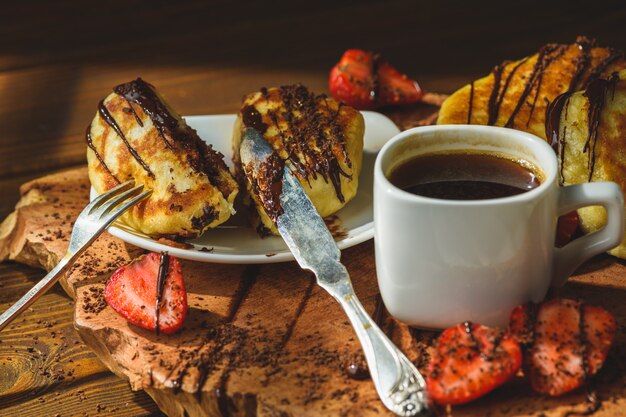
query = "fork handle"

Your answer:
(0, 253), (74, 332)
